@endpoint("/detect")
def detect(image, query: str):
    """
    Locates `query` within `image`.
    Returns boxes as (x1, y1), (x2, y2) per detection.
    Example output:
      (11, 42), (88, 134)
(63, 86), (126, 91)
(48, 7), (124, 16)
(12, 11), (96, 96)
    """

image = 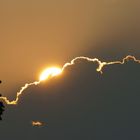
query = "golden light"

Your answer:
(39, 67), (62, 81)
(32, 121), (43, 126)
